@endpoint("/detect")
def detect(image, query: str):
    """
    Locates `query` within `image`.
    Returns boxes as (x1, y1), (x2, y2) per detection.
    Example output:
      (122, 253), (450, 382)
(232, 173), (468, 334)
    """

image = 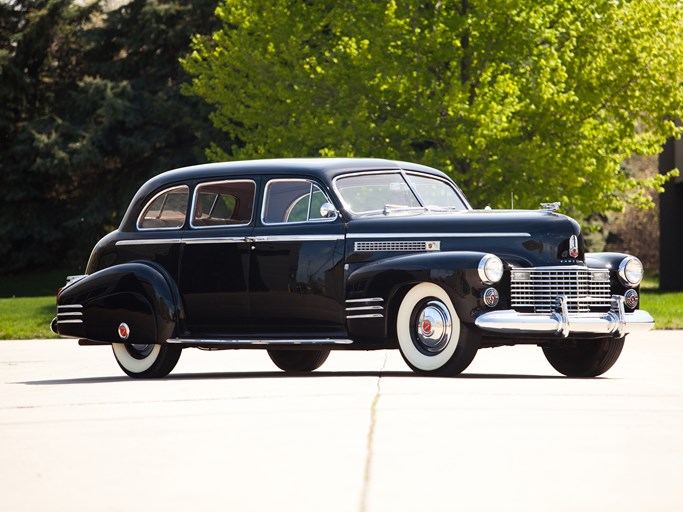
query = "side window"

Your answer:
(138, 186), (189, 230)
(191, 180), (255, 228)
(263, 180), (333, 224)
